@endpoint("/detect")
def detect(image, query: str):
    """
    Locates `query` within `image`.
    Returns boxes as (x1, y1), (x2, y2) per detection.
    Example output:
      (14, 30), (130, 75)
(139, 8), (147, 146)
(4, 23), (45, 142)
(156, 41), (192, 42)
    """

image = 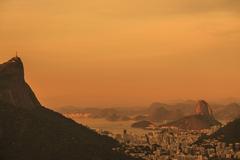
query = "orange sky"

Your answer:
(1, 0), (240, 107)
